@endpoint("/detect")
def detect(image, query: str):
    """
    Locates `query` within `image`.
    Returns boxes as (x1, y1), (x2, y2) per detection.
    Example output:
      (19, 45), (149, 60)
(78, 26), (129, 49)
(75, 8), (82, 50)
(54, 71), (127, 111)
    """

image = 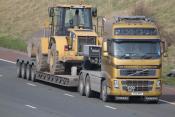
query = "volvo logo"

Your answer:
(127, 86), (135, 92)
